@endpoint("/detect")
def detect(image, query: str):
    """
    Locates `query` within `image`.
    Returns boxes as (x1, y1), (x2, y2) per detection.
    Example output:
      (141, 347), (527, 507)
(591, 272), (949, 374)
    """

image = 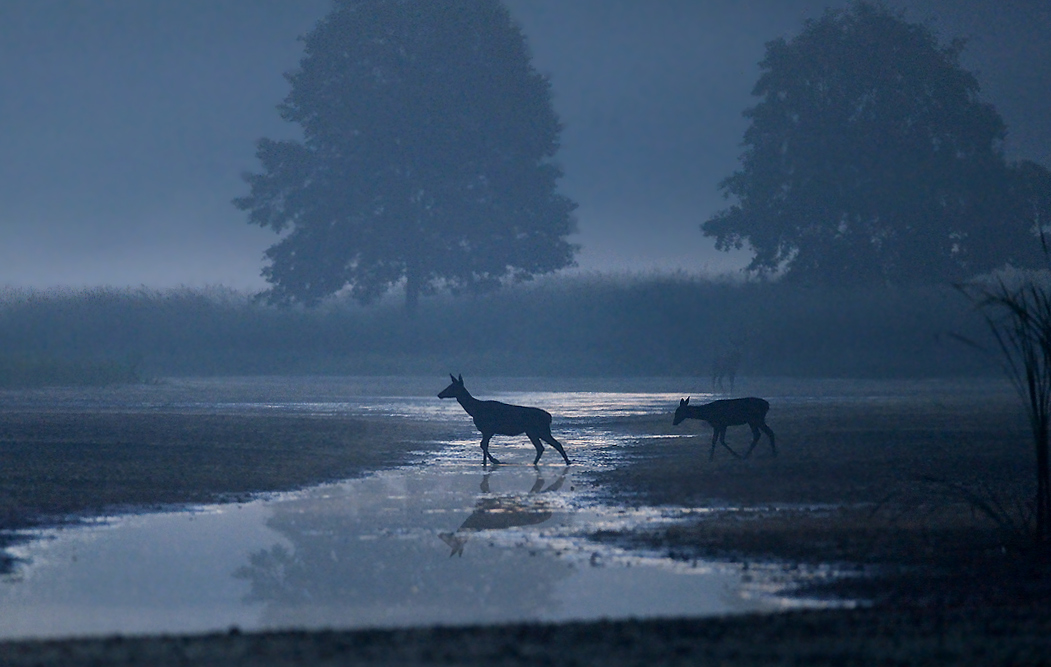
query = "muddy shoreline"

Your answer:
(3, 382), (1050, 663)
(0, 411), (446, 572)
(587, 395), (1050, 610)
